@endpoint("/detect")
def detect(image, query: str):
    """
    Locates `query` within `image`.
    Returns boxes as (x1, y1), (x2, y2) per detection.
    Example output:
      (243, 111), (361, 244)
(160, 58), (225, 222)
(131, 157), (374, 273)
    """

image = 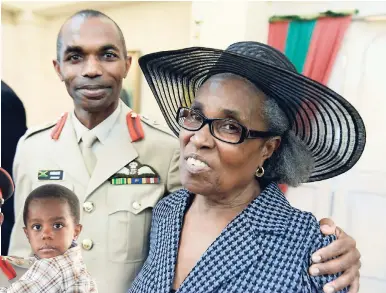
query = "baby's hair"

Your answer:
(23, 184), (80, 226)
